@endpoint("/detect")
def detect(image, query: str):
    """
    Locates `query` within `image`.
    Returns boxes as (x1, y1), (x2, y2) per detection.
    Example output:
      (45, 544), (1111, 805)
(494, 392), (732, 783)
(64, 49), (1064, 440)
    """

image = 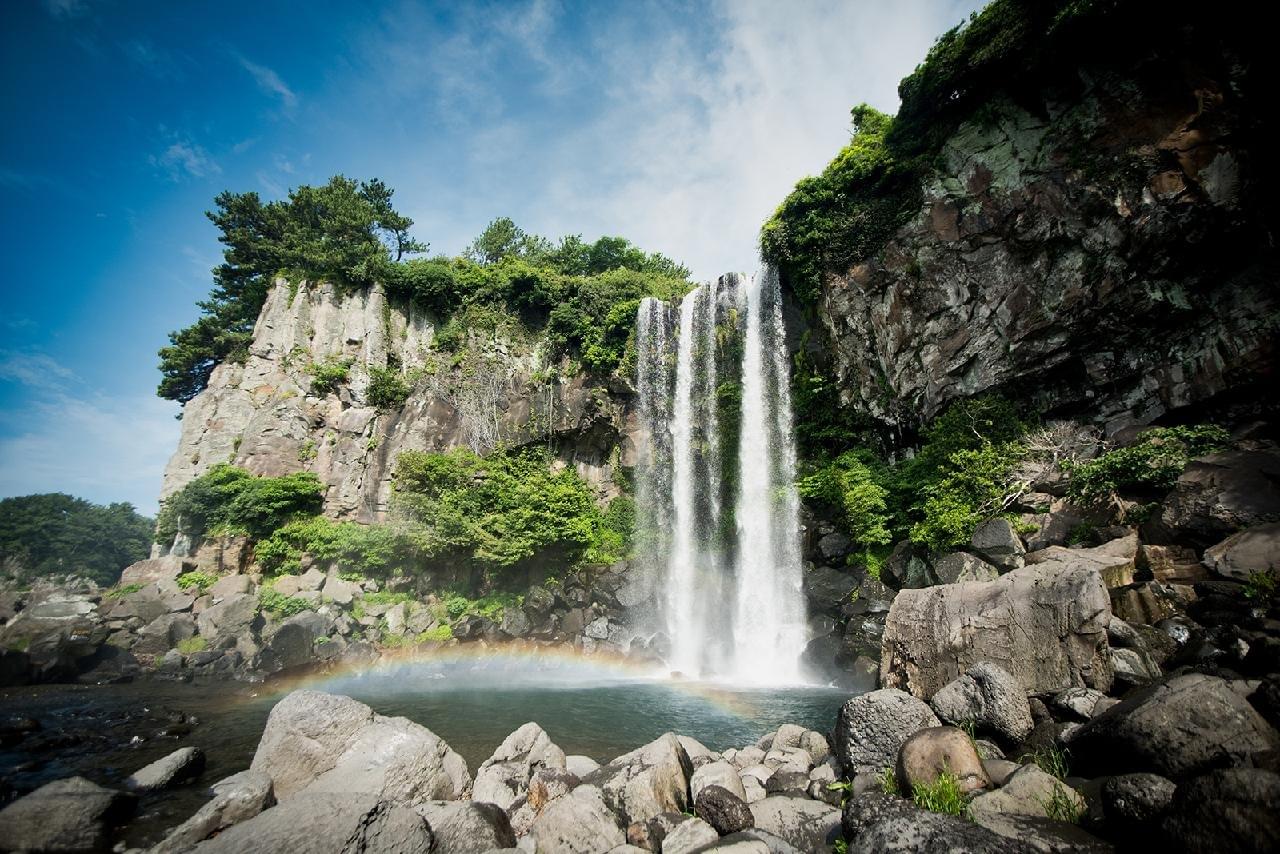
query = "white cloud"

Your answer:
(0, 351), (76, 387)
(0, 392), (179, 516)
(236, 53), (298, 110)
(151, 138), (221, 181)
